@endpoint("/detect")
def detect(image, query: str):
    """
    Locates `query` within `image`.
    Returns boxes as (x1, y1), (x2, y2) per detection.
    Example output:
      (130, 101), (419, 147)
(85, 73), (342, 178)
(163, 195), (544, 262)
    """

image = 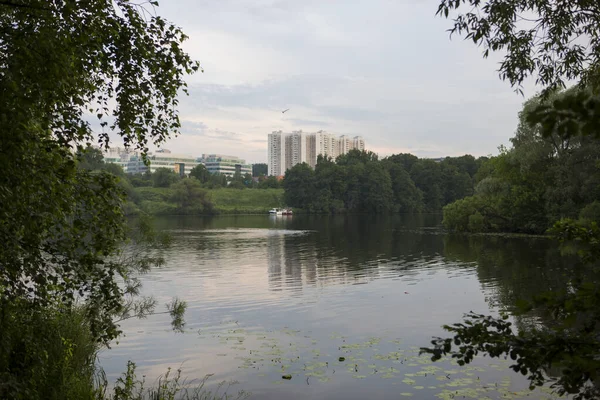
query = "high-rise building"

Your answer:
(353, 136), (365, 151)
(284, 130), (307, 171)
(268, 131), (366, 175)
(268, 131), (286, 176)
